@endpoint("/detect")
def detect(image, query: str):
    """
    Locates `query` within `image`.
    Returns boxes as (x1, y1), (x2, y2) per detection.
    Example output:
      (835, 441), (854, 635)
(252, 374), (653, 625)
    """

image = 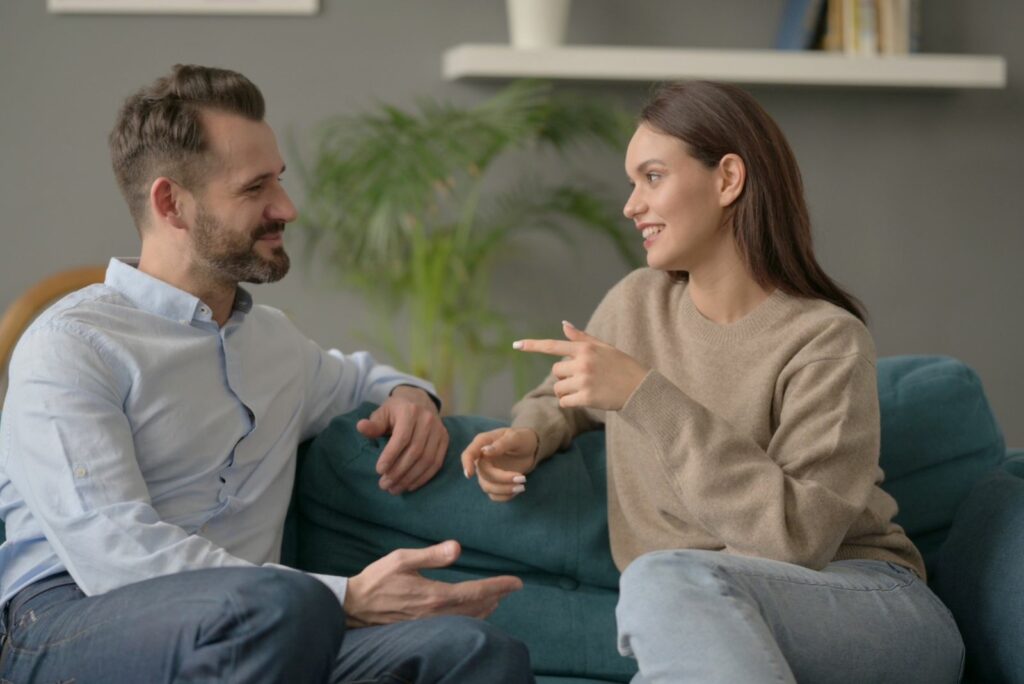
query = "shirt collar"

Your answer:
(105, 257), (253, 324)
